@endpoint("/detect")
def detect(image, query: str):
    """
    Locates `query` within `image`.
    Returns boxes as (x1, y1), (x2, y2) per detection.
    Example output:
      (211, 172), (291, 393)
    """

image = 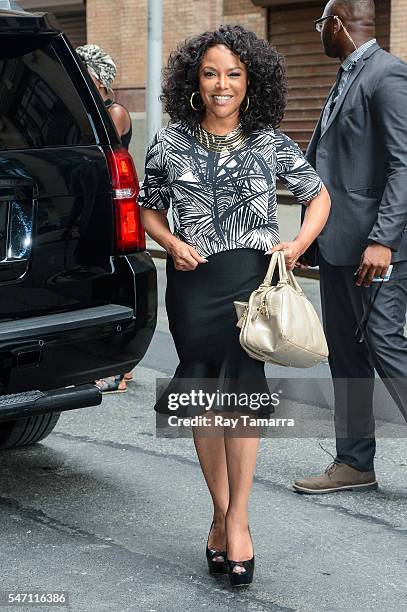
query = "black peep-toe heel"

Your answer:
(226, 527), (255, 587)
(206, 521), (227, 574)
